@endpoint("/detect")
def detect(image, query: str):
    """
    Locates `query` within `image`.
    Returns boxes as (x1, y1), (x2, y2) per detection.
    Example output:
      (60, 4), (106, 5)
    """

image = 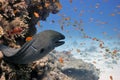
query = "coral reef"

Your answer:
(0, 50), (99, 80)
(0, 0), (61, 48)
